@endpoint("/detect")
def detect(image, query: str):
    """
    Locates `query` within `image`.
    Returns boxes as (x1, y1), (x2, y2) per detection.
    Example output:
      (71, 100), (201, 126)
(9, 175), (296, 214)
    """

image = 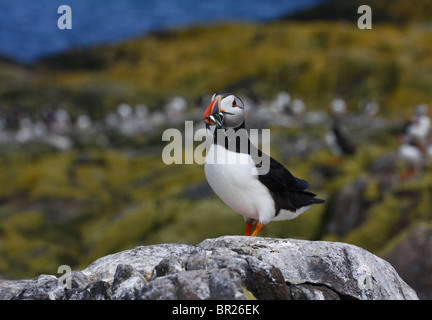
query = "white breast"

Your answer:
(204, 143), (277, 224)
(398, 144), (423, 167)
(407, 117), (431, 143)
